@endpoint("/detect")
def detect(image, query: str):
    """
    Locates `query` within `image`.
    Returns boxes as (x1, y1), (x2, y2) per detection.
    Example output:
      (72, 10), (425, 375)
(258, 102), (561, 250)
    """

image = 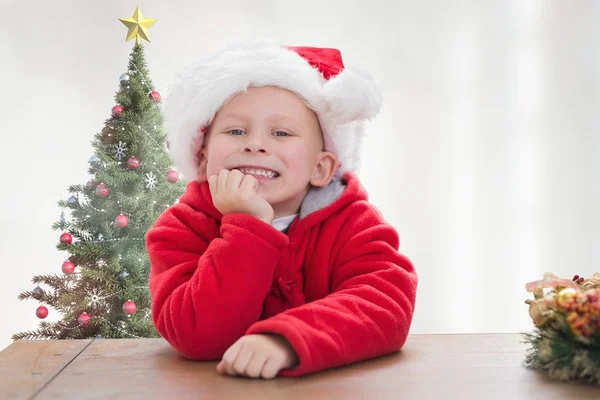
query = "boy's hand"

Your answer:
(216, 334), (299, 379)
(208, 169), (274, 224)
